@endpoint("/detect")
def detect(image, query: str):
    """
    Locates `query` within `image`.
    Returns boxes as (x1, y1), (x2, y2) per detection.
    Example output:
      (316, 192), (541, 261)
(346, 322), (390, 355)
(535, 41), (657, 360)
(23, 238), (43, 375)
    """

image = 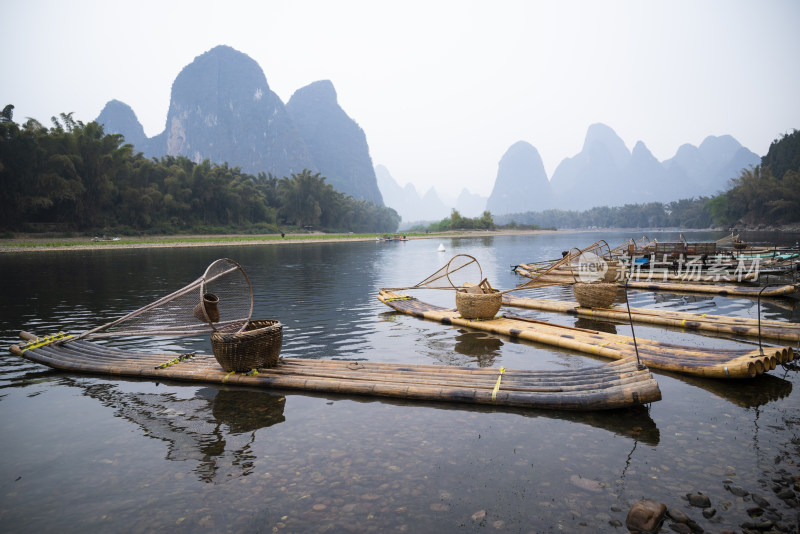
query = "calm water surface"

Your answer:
(1, 230), (799, 533)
